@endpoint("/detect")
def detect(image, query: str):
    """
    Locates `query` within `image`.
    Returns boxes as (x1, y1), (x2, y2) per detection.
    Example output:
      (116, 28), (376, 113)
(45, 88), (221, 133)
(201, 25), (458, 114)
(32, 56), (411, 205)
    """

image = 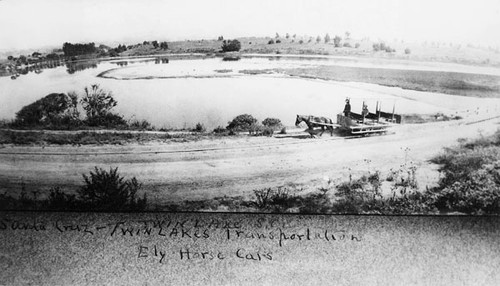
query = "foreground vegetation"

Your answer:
(0, 167), (146, 211)
(2, 130), (499, 214)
